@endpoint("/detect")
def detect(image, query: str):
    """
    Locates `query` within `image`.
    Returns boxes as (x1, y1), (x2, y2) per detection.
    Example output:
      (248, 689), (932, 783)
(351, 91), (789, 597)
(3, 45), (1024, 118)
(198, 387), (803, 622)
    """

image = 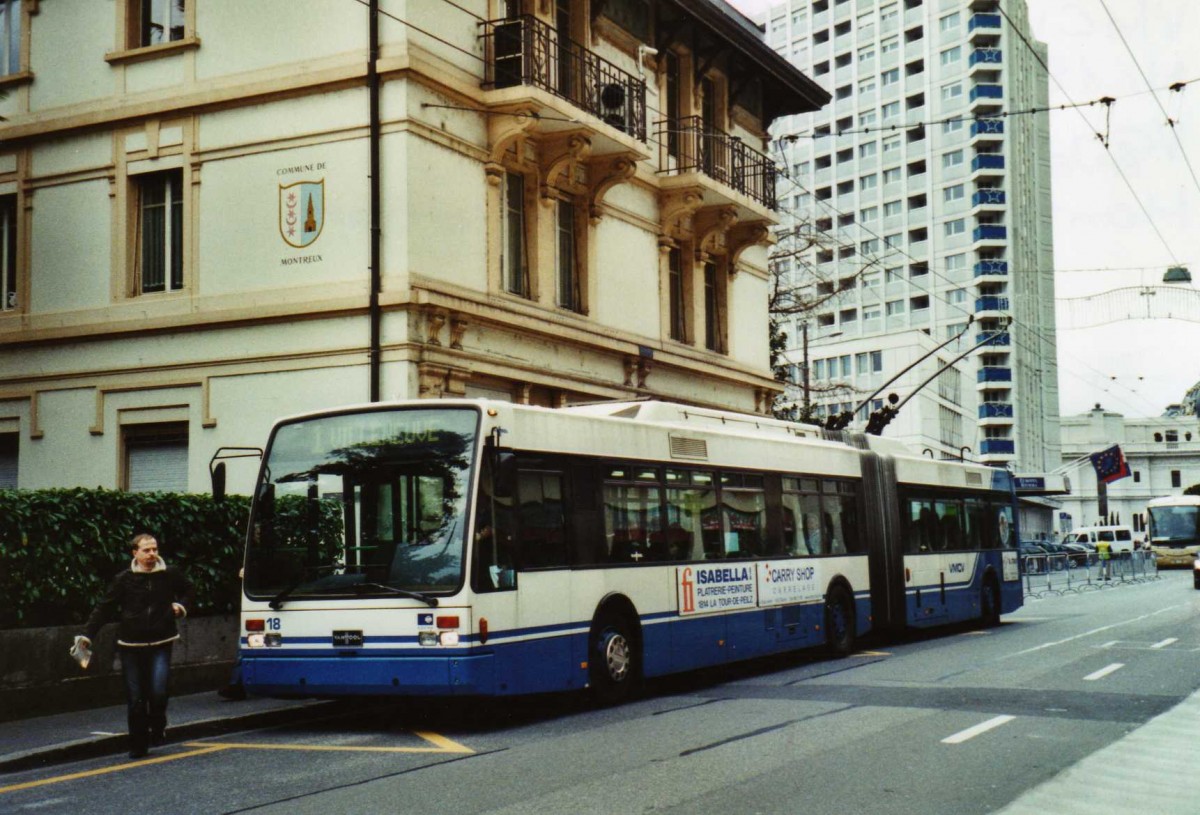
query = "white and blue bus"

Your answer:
(229, 399), (1021, 701)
